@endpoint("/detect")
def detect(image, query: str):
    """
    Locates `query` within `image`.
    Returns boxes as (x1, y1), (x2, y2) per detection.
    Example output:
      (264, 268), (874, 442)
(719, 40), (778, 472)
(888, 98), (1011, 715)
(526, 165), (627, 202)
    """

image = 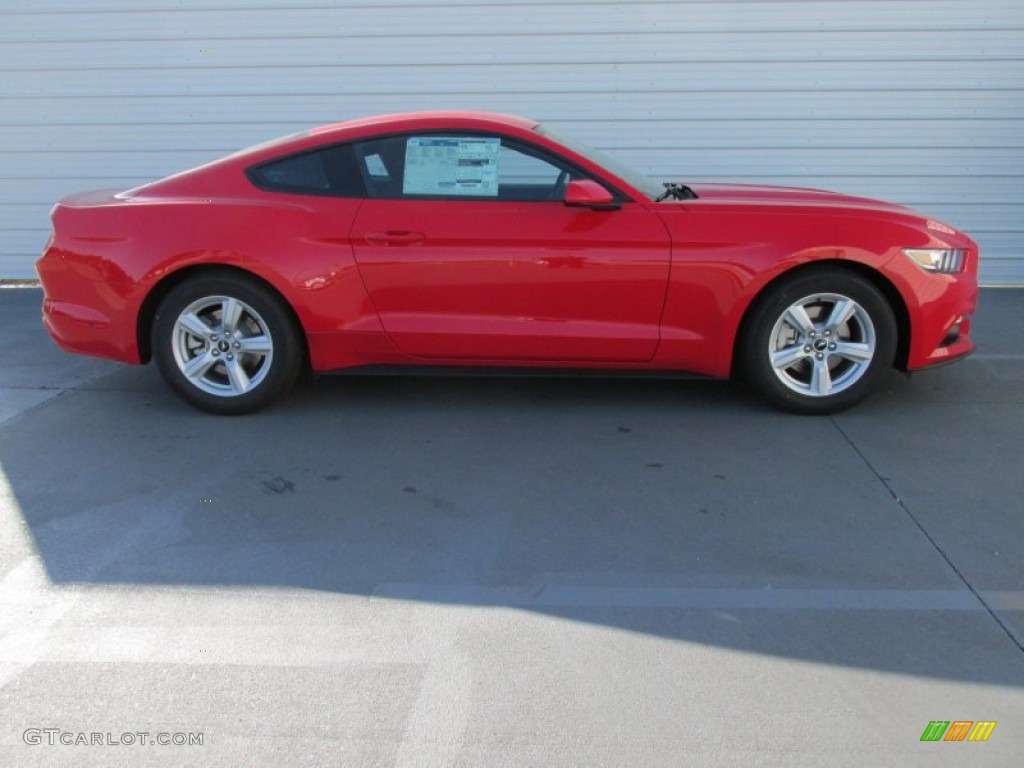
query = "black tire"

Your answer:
(739, 267), (897, 414)
(152, 273), (303, 415)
